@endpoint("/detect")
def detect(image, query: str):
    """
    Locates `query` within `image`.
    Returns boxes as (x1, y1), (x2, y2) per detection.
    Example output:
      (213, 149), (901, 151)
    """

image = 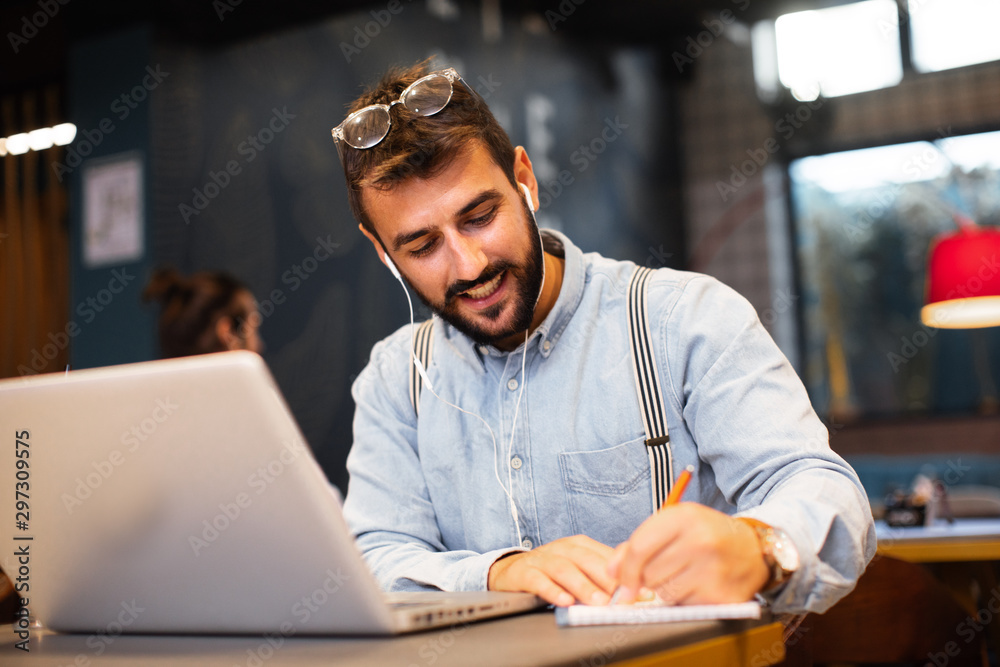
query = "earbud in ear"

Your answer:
(385, 255), (401, 280)
(518, 182), (534, 210)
